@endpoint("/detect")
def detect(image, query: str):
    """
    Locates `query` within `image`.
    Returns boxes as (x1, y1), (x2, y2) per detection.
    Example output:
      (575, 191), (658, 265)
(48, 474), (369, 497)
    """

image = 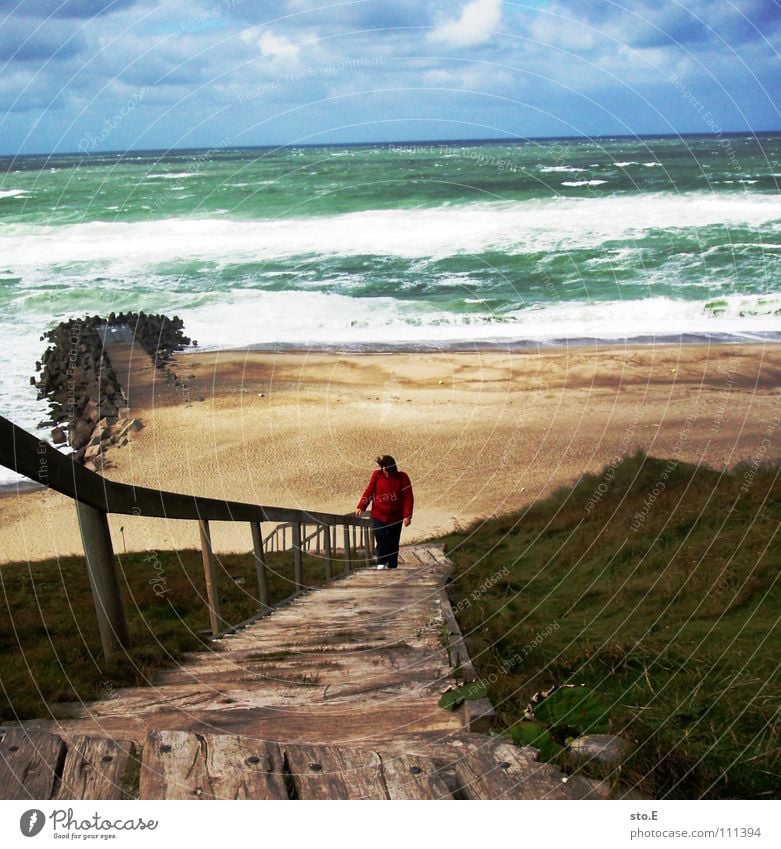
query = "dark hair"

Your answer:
(376, 455), (398, 473)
